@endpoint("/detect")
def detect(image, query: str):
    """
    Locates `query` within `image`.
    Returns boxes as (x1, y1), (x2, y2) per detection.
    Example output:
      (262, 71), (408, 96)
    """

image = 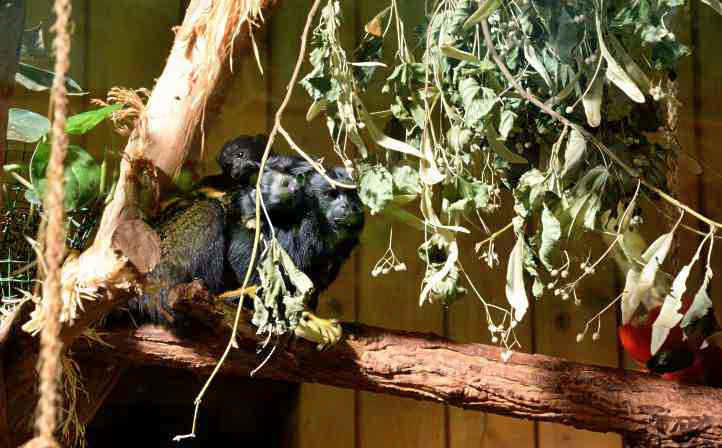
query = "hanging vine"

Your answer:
(301, 0), (722, 356)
